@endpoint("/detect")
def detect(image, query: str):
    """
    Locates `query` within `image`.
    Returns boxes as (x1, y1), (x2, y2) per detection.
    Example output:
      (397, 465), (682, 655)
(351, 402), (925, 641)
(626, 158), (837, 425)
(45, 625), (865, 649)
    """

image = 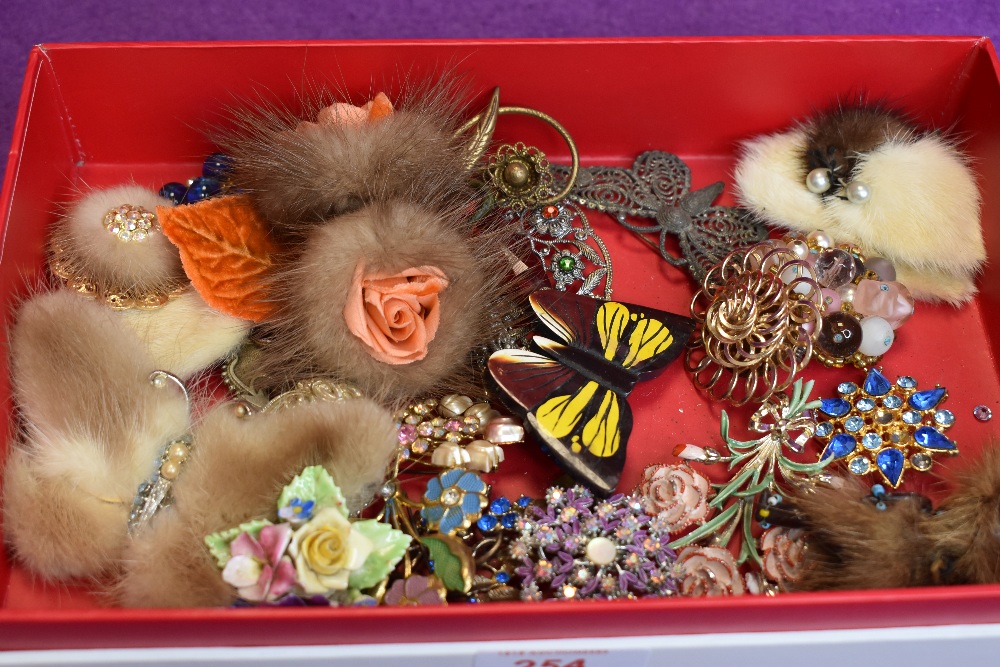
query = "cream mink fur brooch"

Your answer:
(734, 100), (984, 304)
(3, 80), (522, 607)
